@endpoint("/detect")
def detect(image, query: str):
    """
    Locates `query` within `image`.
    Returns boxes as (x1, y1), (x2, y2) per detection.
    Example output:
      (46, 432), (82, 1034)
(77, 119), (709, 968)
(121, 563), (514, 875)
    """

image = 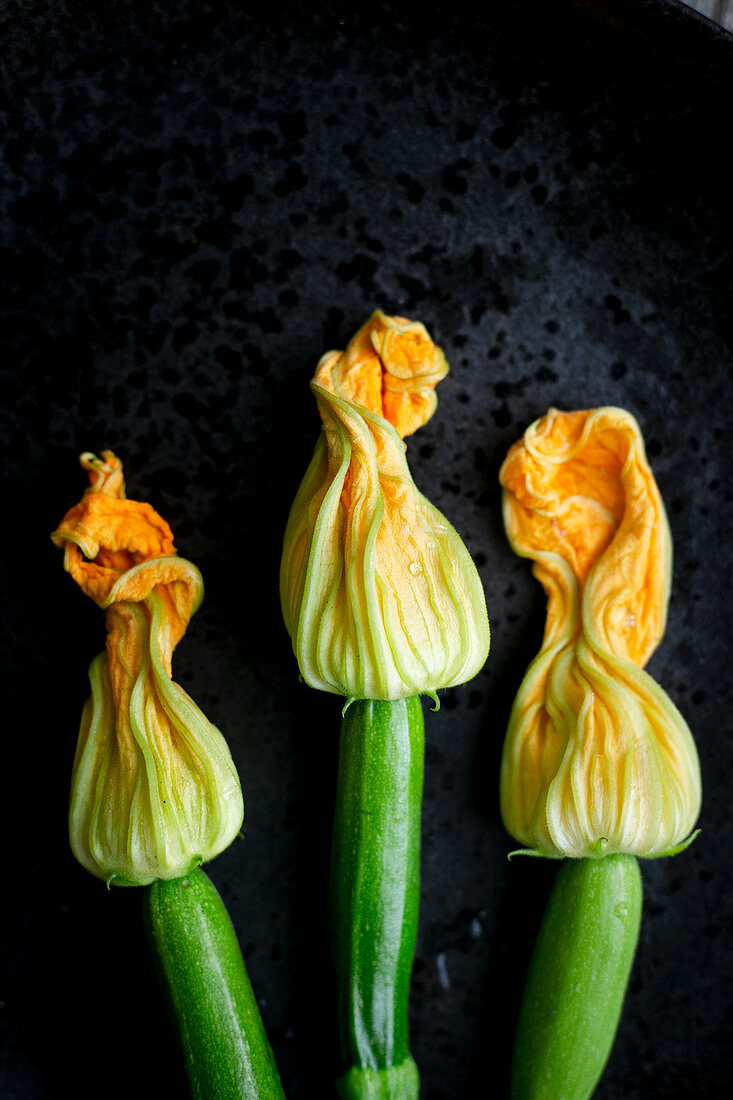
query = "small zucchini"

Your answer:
(330, 697), (424, 1100)
(511, 854), (642, 1100)
(144, 868), (285, 1100)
